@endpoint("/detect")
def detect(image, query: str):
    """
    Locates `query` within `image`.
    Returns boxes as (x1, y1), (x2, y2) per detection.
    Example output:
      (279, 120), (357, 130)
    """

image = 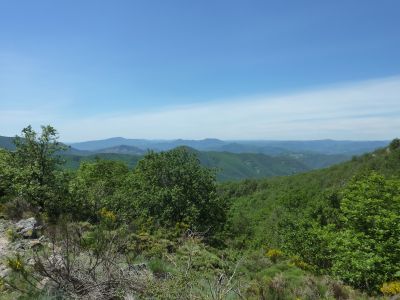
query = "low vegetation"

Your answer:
(0, 125), (399, 299)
